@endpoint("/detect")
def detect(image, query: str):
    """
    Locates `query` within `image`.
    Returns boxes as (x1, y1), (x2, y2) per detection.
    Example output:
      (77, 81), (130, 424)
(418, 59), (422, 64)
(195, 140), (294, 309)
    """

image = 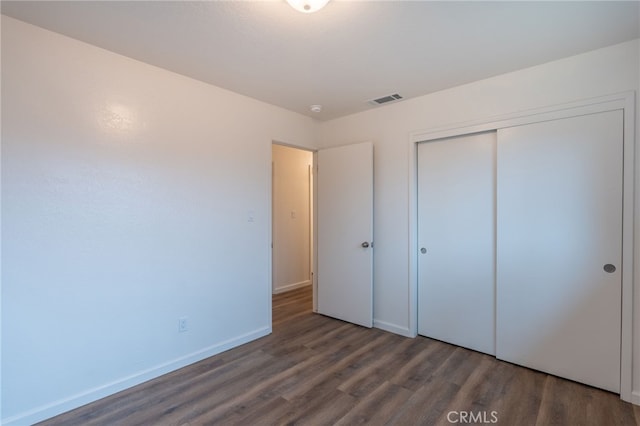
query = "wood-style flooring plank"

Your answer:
(389, 338), (457, 391)
(335, 381), (413, 426)
(268, 375), (354, 425)
(478, 360), (546, 426)
(535, 375), (637, 426)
